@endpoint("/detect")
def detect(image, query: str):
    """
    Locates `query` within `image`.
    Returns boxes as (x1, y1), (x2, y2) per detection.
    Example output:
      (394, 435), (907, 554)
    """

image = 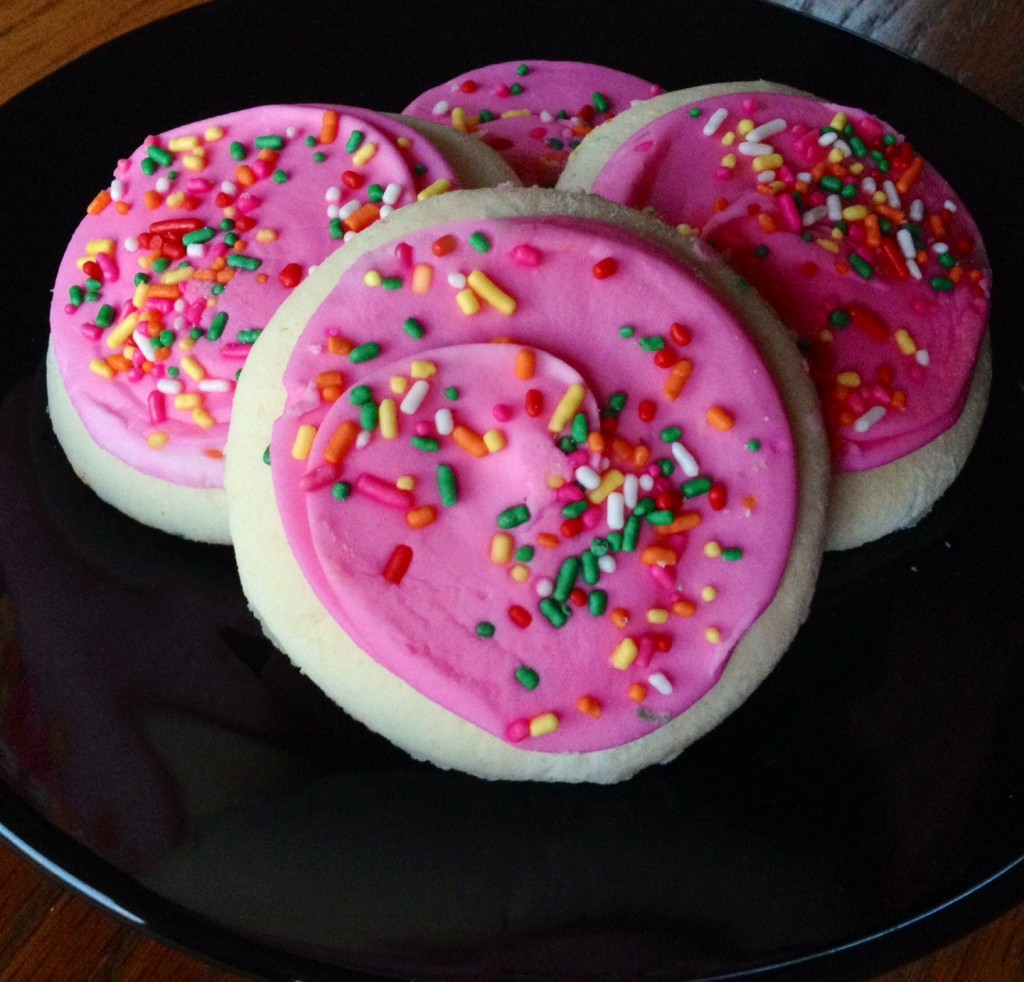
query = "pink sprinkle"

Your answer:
(529, 126), (547, 140)
(235, 192), (261, 214)
(855, 246), (874, 263)
(581, 508), (602, 531)
(185, 298), (206, 325)
(119, 299), (135, 320)
(210, 242), (229, 260)
(95, 251), (119, 283)
(64, 303), (77, 316)
(221, 343), (251, 359)
(647, 565), (675, 591)
(300, 463), (340, 492)
(393, 242), (413, 268)
(494, 83), (510, 99)
(778, 194), (802, 232)
(634, 140), (655, 152)
(872, 386), (892, 404)
(567, 448), (589, 467)
(557, 484), (584, 504)
(506, 718), (530, 743)
(635, 634), (657, 668)
(148, 390), (167, 424)
(356, 473), (415, 509)
(126, 368), (144, 383)
(649, 85), (665, 96)
(742, 98), (759, 112)
(145, 297), (175, 314)
(510, 243), (542, 267)
(778, 165), (795, 182)
(492, 403), (513, 422)
(414, 420), (434, 437)
(252, 159), (273, 180)
(848, 392), (867, 415)
(80, 323), (102, 340)
(857, 116), (884, 141)
(187, 178), (213, 194)
(791, 123), (809, 137)
(715, 167), (733, 182)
